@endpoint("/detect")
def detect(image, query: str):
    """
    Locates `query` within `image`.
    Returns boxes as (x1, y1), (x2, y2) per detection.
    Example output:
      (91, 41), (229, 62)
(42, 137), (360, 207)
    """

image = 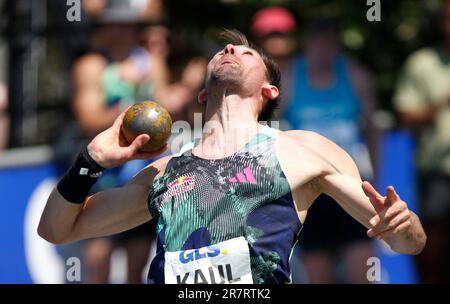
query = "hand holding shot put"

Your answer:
(38, 101), (172, 244)
(87, 101), (171, 168)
